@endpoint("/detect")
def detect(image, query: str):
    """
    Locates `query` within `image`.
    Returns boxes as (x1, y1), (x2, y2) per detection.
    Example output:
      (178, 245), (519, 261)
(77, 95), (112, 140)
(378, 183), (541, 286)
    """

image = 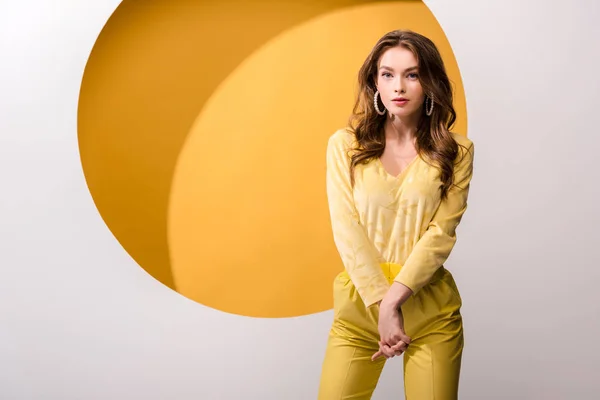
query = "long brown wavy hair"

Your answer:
(348, 29), (465, 200)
